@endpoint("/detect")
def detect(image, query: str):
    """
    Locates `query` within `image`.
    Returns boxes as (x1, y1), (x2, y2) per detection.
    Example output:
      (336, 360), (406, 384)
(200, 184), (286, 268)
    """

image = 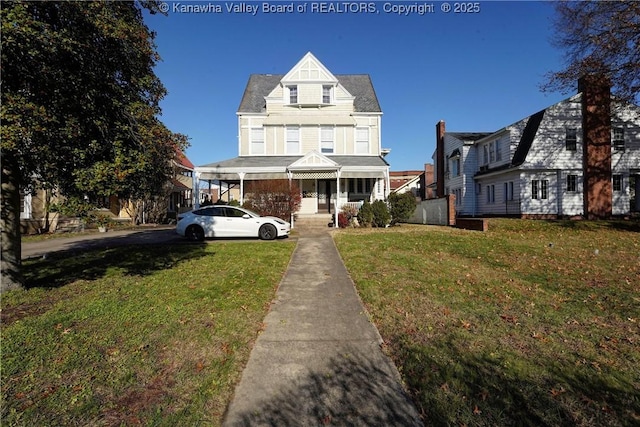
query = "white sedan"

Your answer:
(176, 205), (291, 241)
